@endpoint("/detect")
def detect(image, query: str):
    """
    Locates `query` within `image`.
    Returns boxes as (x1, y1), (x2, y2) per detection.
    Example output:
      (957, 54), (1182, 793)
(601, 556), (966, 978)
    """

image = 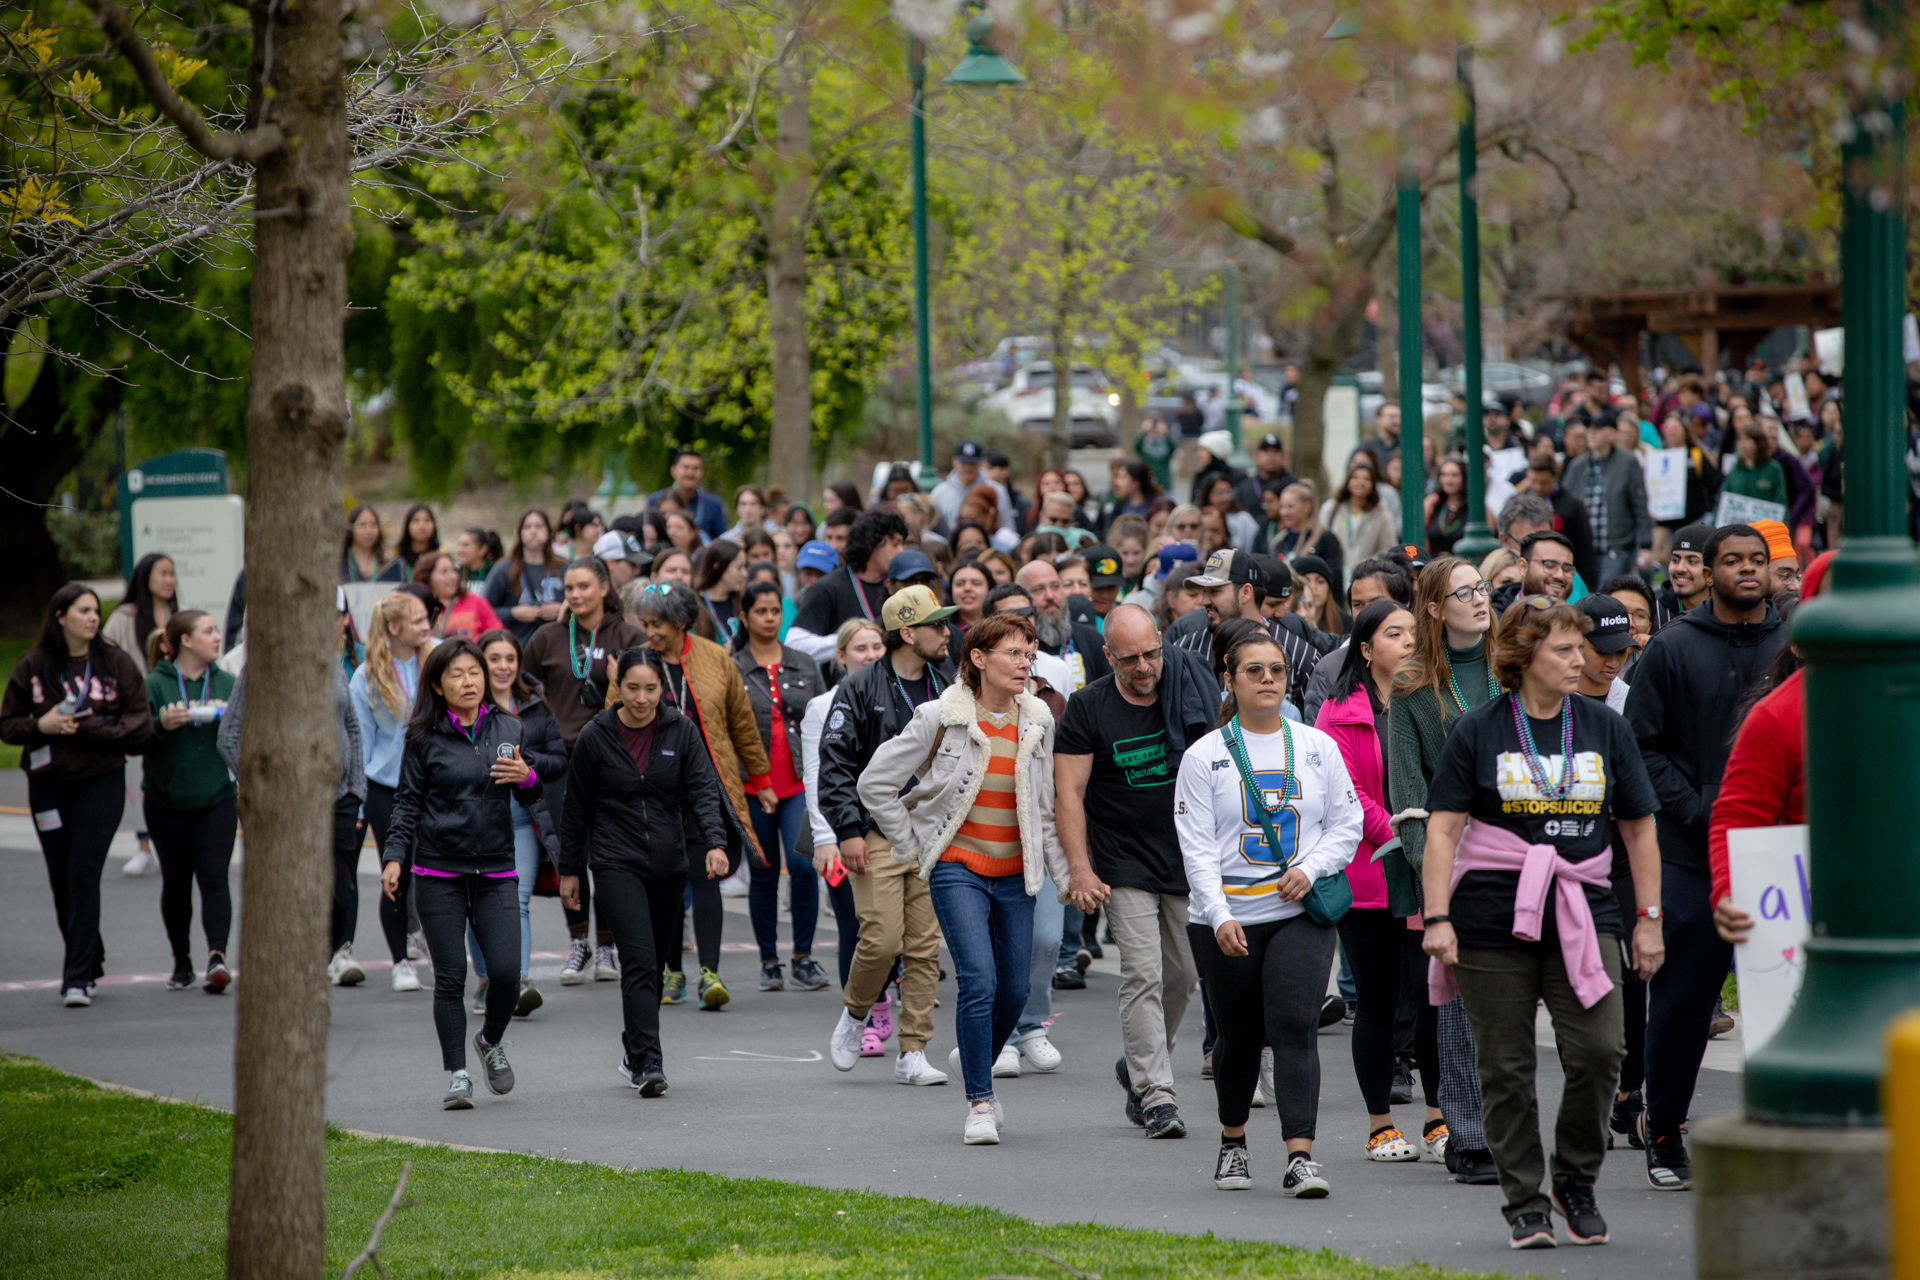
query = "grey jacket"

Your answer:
(1561, 447), (1652, 554)
(856, 682), (1068, 896)
(218, 663), (365, 802)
